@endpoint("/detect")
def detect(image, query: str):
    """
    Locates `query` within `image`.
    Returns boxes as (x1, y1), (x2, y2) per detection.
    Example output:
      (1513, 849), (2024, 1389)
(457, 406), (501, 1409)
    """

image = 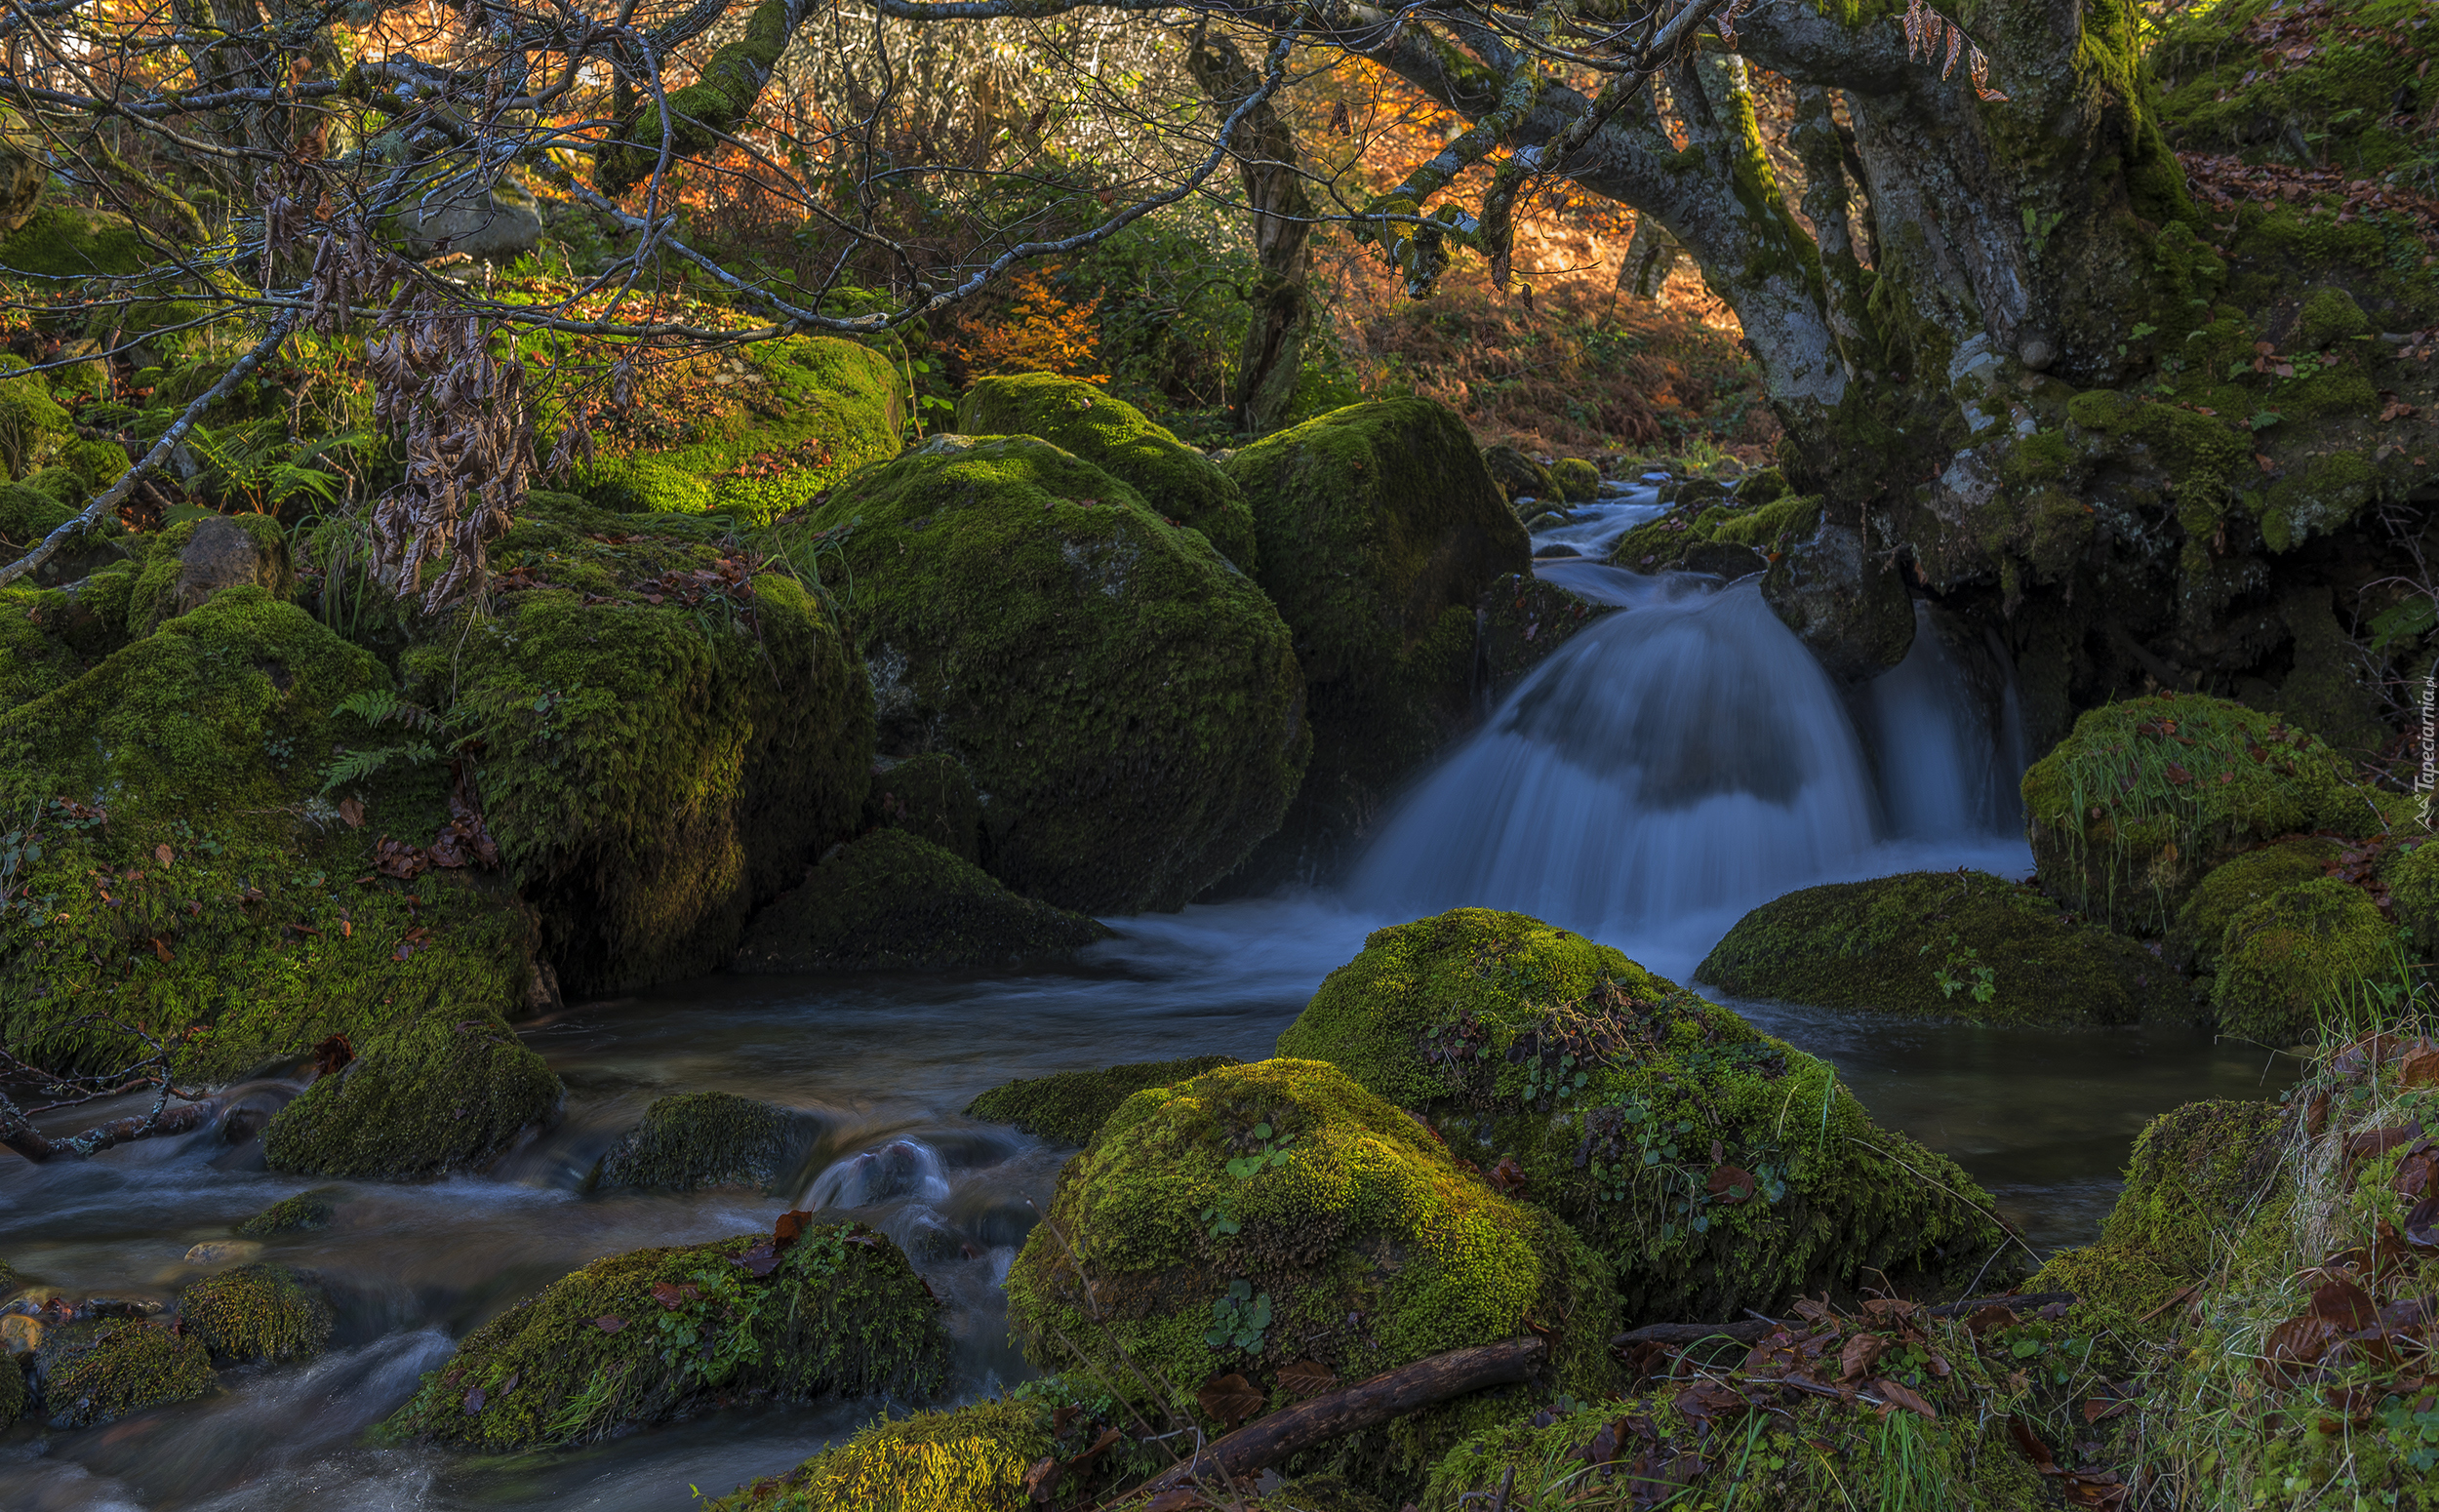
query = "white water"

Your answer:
(1350, 566), (2033, 963)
